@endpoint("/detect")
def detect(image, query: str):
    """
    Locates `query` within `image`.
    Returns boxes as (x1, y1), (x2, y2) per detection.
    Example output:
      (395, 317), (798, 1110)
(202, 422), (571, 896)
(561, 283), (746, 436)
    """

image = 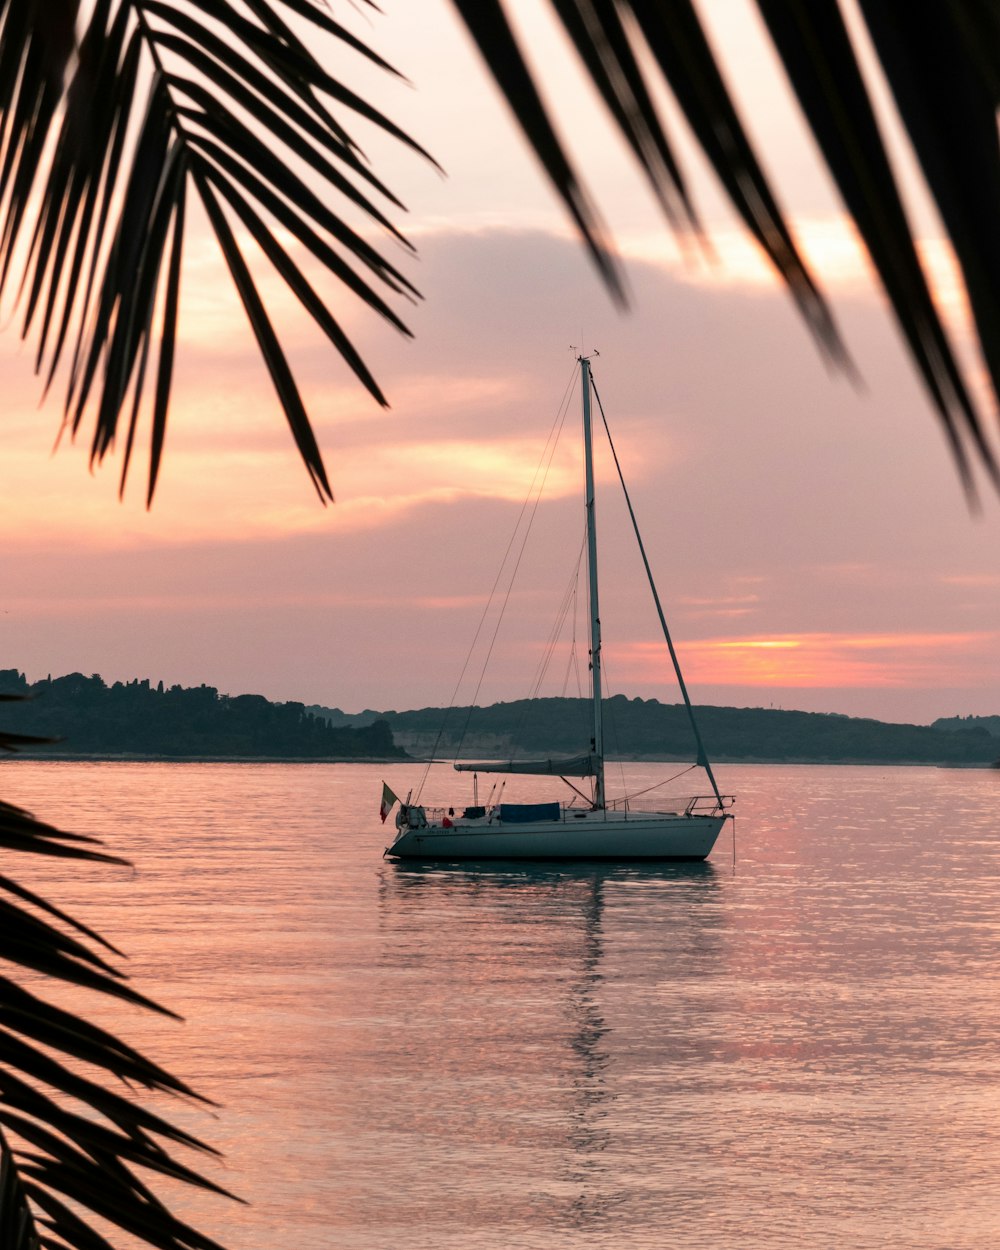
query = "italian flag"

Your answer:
(379, 782), (399, 824)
